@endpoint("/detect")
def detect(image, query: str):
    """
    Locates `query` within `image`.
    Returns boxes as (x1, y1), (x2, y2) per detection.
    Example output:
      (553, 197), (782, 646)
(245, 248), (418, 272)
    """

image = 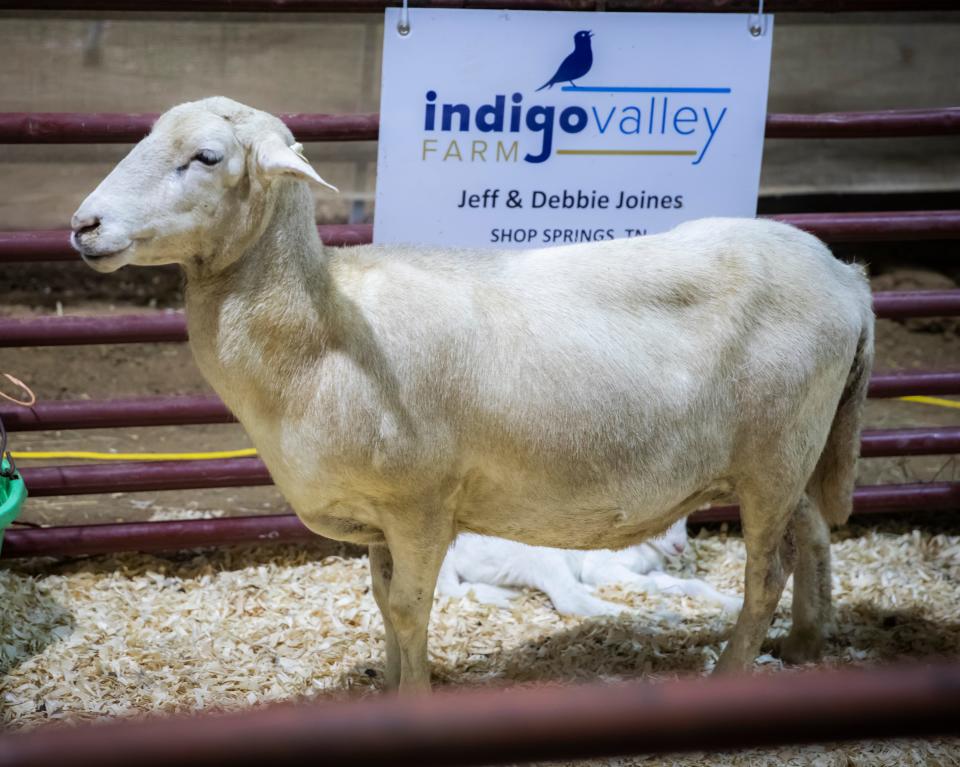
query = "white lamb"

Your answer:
(72, 97), (874, 692)
(437, 519), (742, 617)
